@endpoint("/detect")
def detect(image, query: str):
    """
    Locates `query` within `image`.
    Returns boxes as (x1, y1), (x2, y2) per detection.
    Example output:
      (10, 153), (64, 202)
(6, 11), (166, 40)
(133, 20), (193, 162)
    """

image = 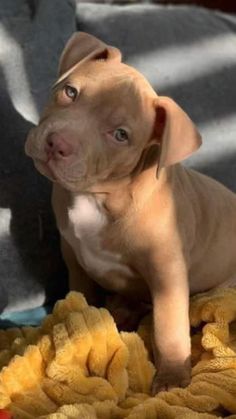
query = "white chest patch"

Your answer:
(61, 194), (133, 279)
